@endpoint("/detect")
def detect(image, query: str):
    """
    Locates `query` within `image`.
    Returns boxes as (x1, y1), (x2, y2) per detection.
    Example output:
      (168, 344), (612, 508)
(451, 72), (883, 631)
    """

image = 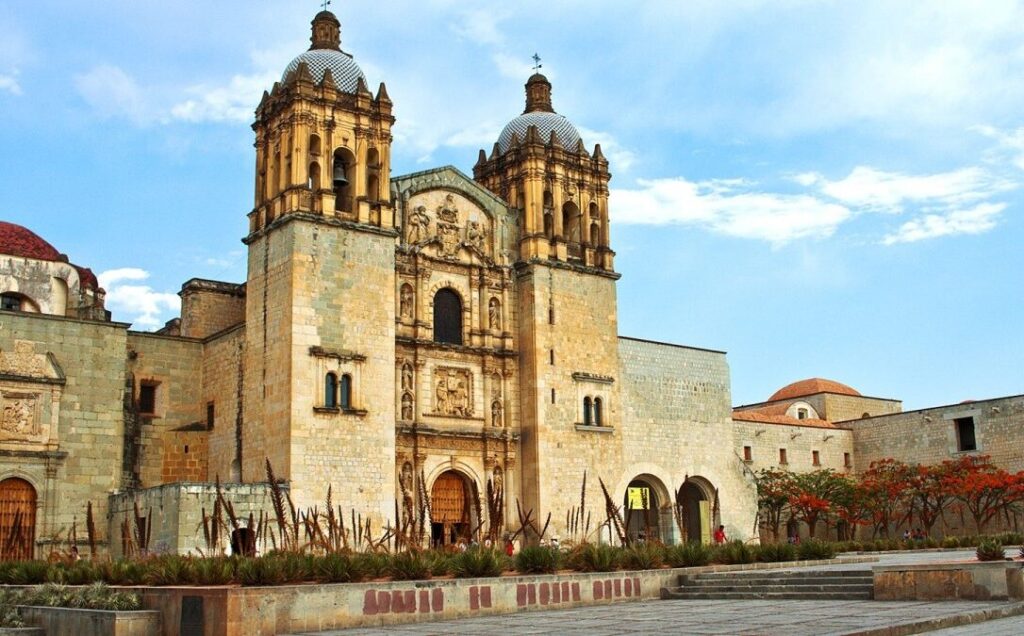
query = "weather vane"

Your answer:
(321, 0), (331, 10)
(532, 53), (542, 73)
